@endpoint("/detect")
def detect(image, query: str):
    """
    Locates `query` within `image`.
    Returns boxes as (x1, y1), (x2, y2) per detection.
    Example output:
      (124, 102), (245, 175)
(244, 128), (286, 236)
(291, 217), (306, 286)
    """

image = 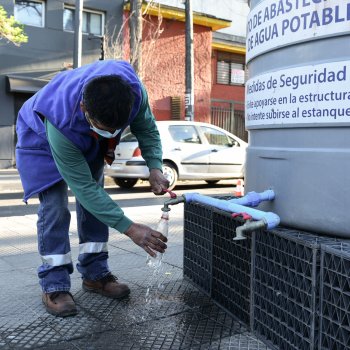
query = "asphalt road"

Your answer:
(0, 169), (237, 217)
